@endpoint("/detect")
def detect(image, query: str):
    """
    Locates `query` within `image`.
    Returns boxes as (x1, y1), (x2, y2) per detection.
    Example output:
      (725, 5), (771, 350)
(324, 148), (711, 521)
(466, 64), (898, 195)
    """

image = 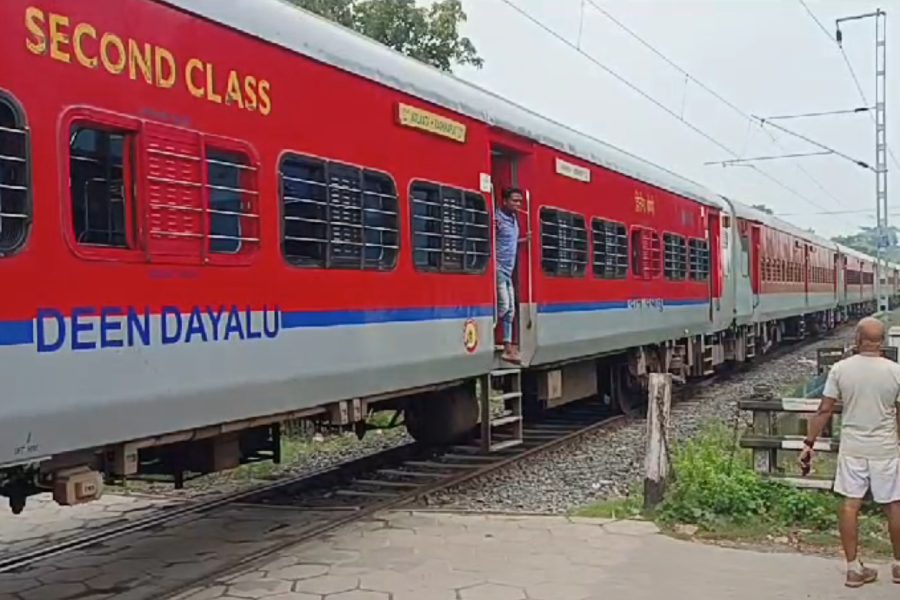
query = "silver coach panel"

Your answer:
(838, 243), (877, 303)
(729, 198), (839, 321)
(713, 195), (744, 328)
(531, 304), (712, 366)
(0, 313), (494, 468)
